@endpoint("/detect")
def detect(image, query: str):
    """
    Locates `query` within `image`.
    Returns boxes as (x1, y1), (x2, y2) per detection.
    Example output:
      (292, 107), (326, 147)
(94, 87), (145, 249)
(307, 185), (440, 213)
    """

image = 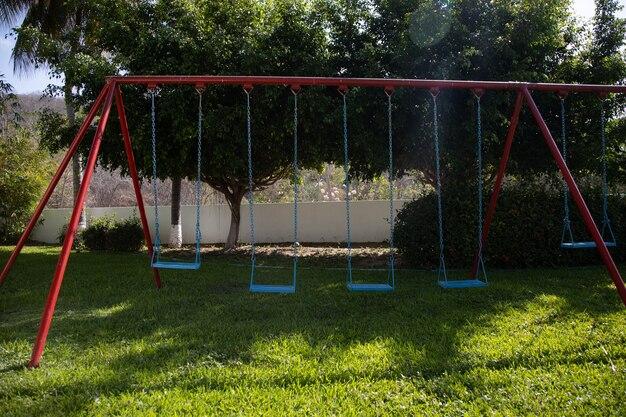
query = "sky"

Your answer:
(0, 0), (625, 94)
